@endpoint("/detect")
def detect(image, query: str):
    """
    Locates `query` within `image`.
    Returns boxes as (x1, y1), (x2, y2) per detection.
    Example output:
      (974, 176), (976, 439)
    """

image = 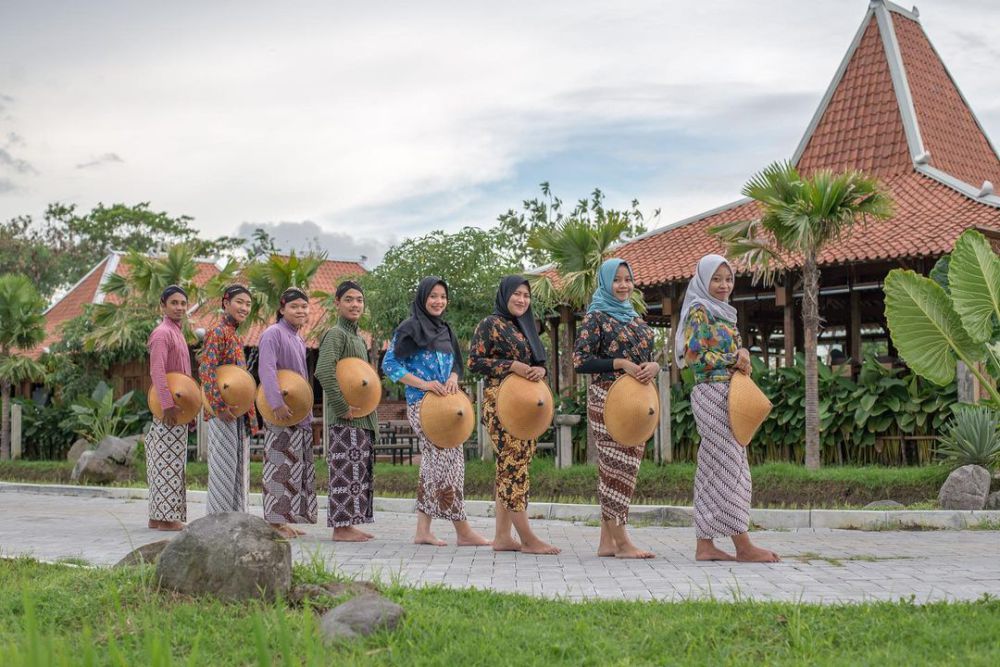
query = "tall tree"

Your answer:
(712, 161), (893, 470)
(0, 274), (47, 459)
(243, 252), (326, 329)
